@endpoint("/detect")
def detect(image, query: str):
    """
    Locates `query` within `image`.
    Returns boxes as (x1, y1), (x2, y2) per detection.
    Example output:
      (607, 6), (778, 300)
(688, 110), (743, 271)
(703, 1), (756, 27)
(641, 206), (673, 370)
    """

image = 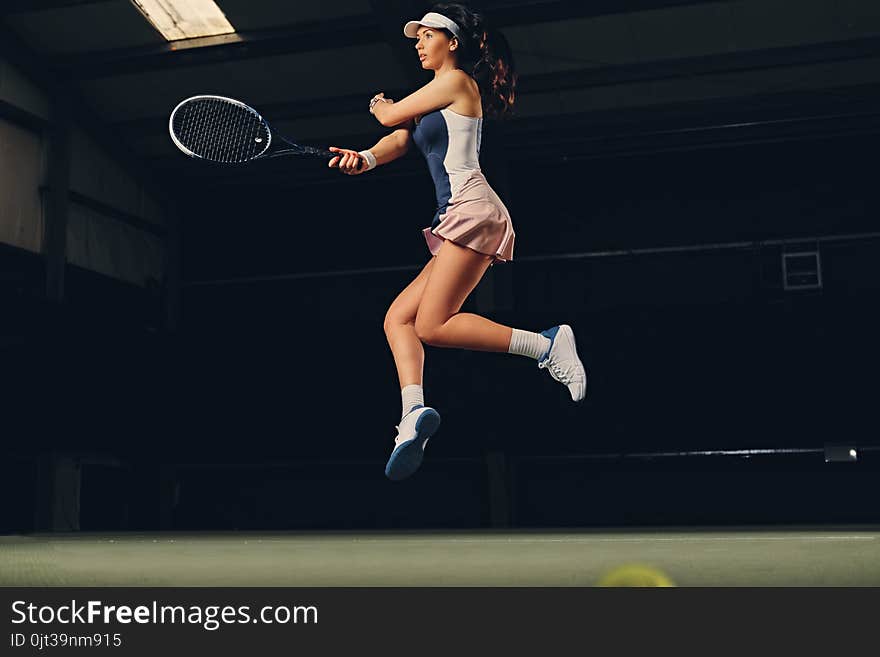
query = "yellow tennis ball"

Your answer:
(597, 564), (676, 587)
